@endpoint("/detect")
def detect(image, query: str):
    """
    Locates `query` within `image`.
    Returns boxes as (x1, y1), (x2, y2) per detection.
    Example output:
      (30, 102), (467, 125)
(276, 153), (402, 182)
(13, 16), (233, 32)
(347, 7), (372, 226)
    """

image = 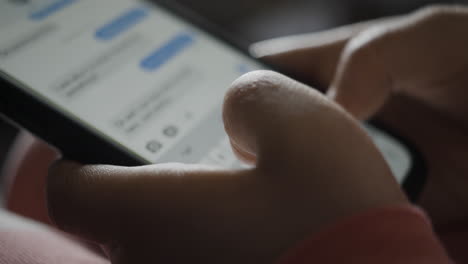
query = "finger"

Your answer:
(326, 25), (392, 120)
(250, 16), (401, 88)
(222, 71), (404, 205)
(329, 5), (468, 120)
(222, 70), (360, 167)
(223, 70), (406, 231)
(47, 160), (254, 244)
(47, 160), (132, 242)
